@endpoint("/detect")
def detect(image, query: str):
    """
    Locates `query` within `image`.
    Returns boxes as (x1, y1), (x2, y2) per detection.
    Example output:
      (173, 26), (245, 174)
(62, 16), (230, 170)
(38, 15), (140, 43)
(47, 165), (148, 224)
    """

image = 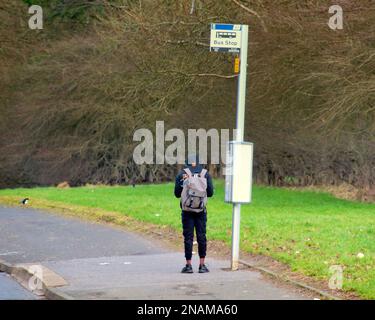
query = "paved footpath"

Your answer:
(0, 206), (310, 300)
